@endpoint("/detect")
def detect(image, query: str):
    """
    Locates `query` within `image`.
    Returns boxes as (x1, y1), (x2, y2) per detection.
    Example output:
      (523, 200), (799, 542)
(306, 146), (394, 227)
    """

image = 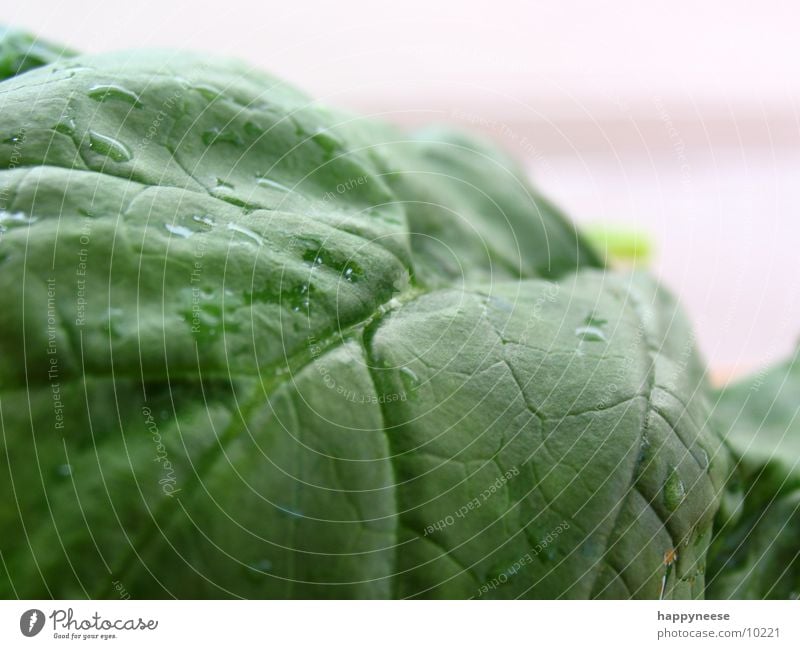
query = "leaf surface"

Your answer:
(0, 50), (727, 599)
